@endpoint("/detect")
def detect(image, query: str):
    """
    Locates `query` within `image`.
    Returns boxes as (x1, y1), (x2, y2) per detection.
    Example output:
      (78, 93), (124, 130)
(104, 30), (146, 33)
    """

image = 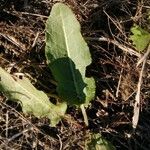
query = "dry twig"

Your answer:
(137, 44), (150, 67)
(87, 36), (141, 58)
(132, 58), (147, 129)
(132, 43), (150, 128)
